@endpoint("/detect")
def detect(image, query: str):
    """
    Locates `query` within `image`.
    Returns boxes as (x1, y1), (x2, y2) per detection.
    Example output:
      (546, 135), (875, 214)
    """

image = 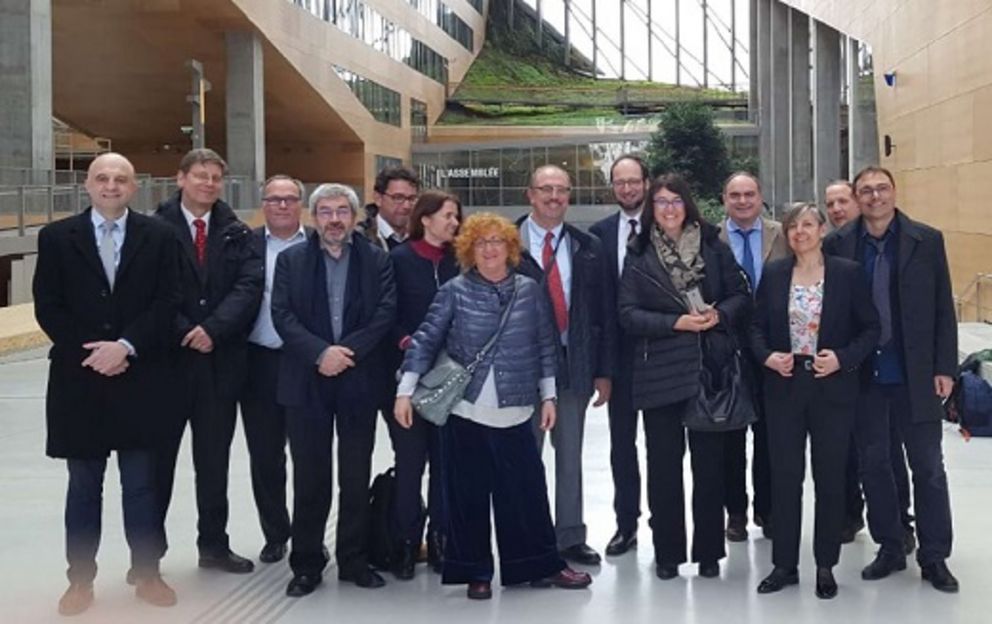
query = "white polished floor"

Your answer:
(1, 348), (988, 624)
